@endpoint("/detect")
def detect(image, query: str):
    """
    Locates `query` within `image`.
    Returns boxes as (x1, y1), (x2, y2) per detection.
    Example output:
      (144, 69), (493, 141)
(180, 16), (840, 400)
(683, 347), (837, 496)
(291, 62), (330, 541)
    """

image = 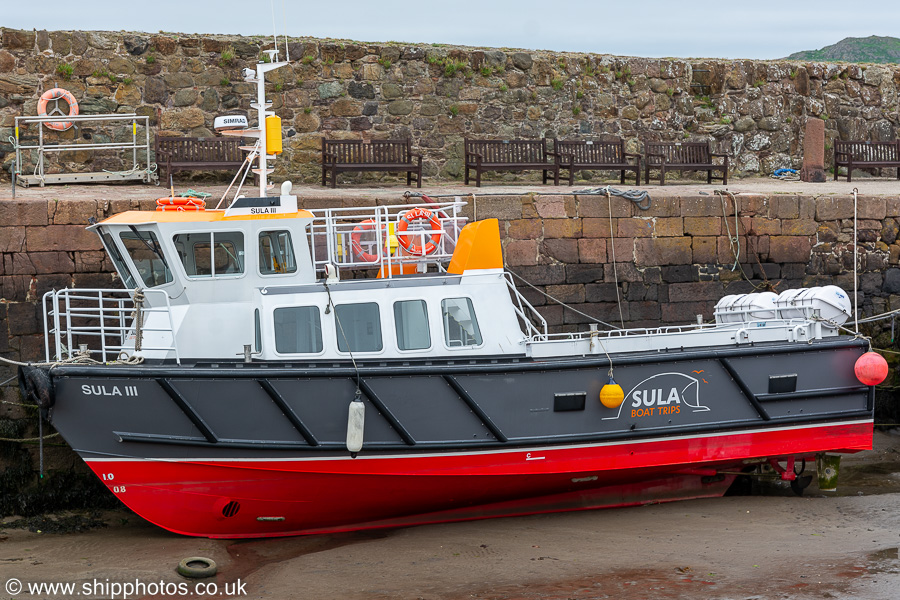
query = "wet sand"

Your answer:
(2, 432), (900, 600)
